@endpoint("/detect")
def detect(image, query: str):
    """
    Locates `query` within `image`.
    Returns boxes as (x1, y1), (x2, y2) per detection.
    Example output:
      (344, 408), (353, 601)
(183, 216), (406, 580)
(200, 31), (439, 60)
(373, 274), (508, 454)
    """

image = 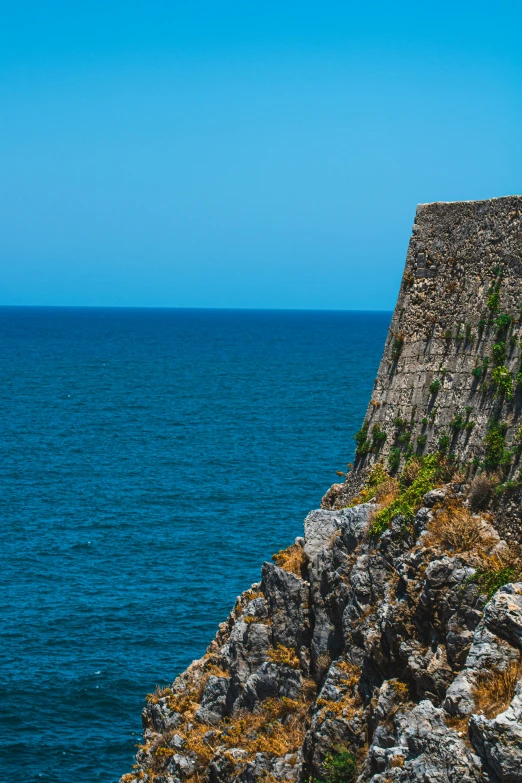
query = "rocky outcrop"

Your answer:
(120, 199), (522, 783)
(120, 489), (522, 783)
